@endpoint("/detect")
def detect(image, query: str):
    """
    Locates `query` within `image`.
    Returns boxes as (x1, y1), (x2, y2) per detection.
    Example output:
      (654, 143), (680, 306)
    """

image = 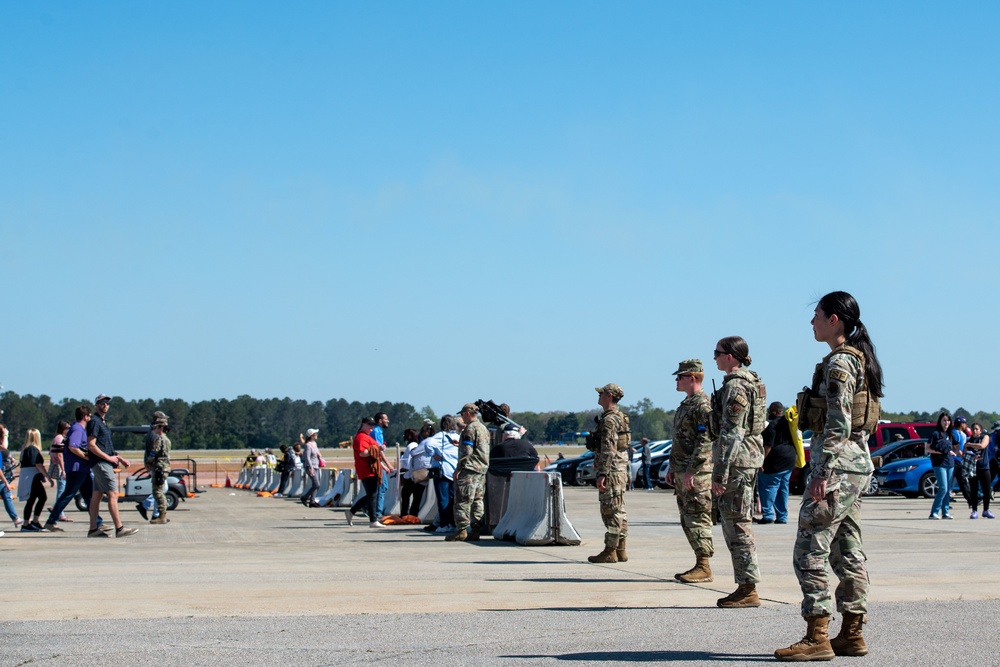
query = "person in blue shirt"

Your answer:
(927, 412), (957, 520)
(371, 413), (391, 517)
(423, 415), (460, 533)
